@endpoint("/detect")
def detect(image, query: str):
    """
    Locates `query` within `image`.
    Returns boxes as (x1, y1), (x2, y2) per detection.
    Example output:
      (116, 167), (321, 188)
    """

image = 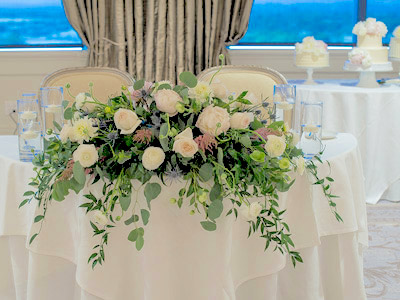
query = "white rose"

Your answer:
(75, 93), (97, 113)
(114, 108), (142, 135)
(60, 123), (73, 143)
(73, 144), (99, 168)
(196, 105), (230, 136)
(289, 130), (300, 147)
(230, 112), (254, 129)
(173, 128), (198, 158)
(240, 202), (262, 222)
(293, 156), (305, 176)
(154, 89), (182, 116)
(92, 211), (108, 226)
(210, 82), (228, 99)
(142, 146), (165, 171)
(265, 135), (286, 158)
